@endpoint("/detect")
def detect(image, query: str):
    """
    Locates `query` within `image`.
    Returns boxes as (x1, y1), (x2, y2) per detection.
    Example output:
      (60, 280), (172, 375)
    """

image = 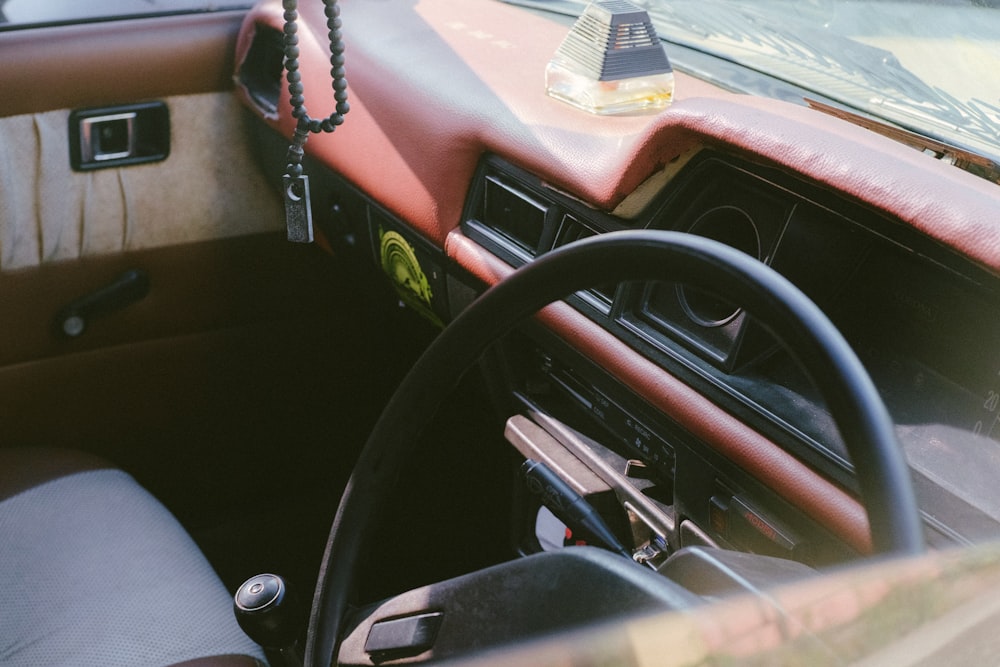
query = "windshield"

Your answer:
(551, 0), (1000, 166)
